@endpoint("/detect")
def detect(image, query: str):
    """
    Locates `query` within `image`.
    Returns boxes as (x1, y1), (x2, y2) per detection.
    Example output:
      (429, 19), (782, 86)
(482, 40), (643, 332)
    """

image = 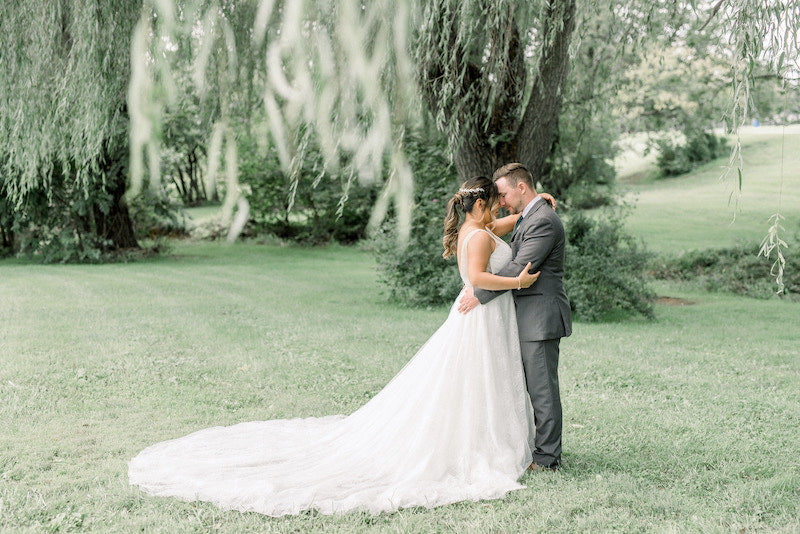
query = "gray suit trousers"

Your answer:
(521, 338), (562, 468)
